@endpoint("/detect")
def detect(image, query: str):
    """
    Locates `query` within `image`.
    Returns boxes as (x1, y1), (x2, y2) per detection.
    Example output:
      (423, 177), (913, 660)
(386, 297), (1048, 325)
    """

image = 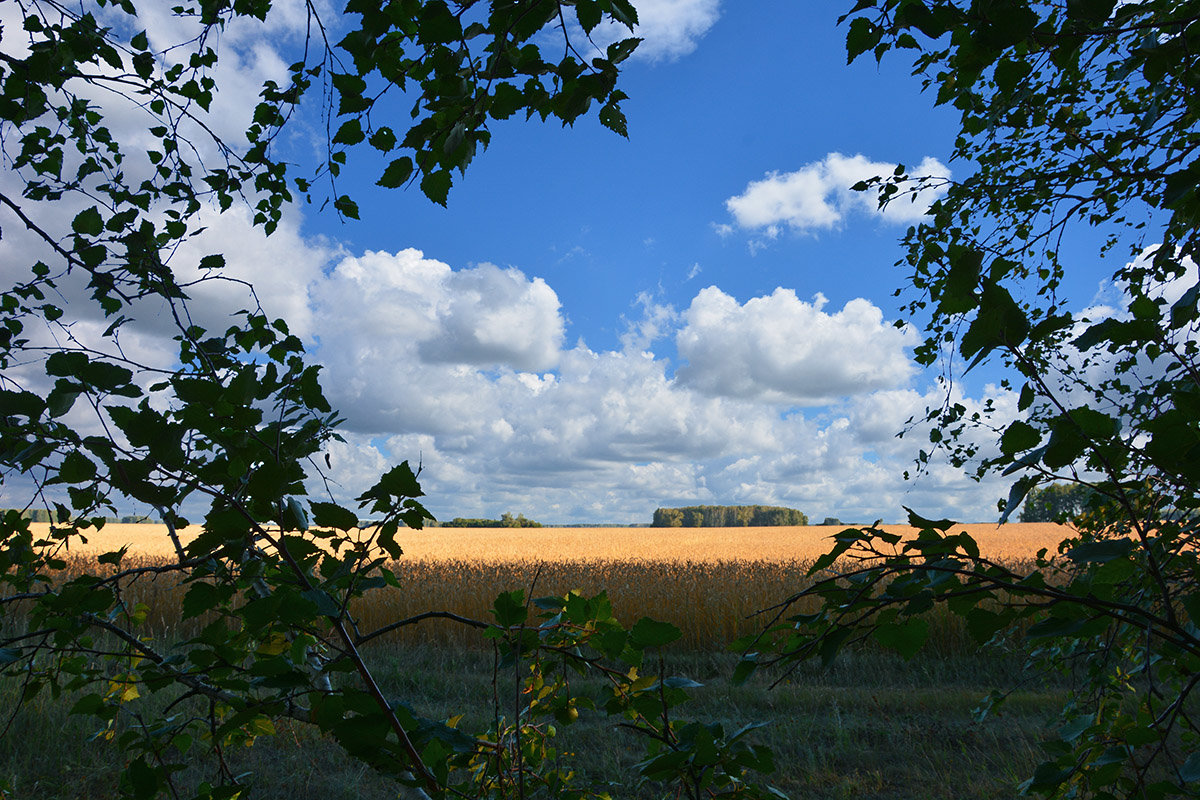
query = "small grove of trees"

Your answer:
(441, 513), (543, 528)
(652, 505), (808, 528)
(1018, 483), (1097, 523)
